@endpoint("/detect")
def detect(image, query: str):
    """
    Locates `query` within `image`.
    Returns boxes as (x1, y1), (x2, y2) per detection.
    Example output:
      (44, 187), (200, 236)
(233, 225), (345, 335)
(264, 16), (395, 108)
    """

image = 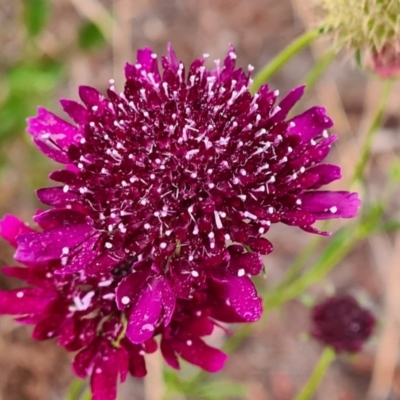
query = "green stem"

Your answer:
(302, 50), (336, 92)
(349, 79), (392, 188)
(273, 229), (326, 291)
(250, 29), (322, 94)
(67, 378), (88, 400)
(264, 225), (359, 310)
(294, 347), (336, 400)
